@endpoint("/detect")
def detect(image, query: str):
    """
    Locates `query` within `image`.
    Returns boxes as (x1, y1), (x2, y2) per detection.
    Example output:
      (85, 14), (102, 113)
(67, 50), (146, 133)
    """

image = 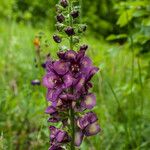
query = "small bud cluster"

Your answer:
(42, 0), (101, 149)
